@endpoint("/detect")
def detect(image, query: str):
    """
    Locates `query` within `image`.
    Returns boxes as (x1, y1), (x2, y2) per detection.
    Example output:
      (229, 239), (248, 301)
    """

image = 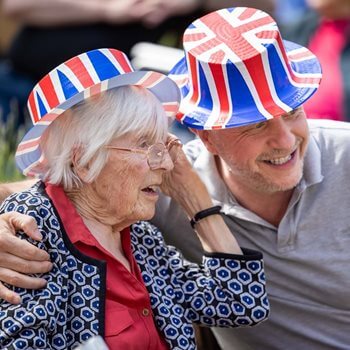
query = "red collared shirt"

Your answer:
(45, 183), (168, 350)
